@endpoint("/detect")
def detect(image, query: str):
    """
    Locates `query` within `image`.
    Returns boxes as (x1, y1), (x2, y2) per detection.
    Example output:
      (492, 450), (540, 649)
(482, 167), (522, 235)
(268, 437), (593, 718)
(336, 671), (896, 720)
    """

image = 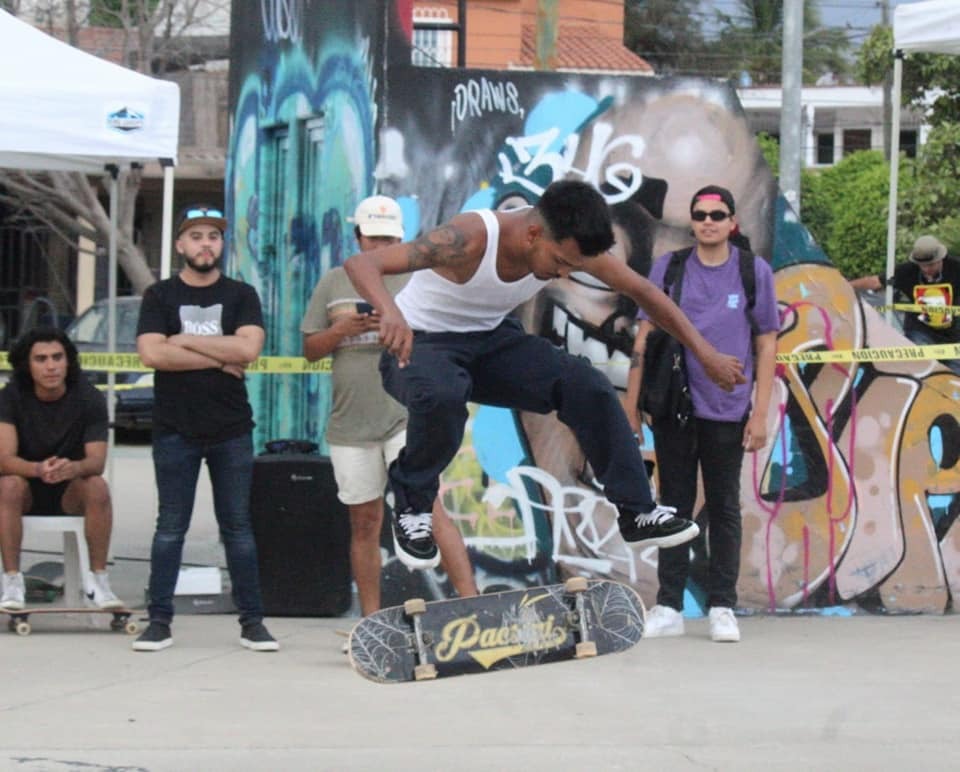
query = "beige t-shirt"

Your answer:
(300, 267), (409, 445)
